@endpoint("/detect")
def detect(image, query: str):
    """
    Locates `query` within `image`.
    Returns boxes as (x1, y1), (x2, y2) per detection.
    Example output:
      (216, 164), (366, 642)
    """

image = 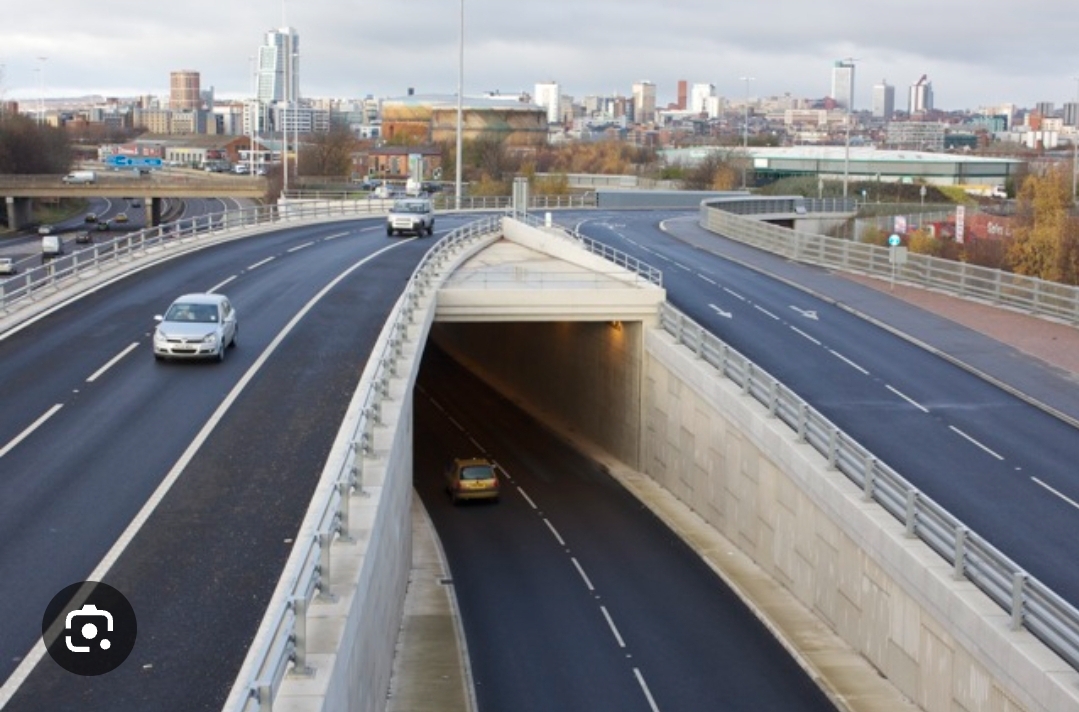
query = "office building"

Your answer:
(871, 79), (895, 119)
(831, 60), (855, 110)
(1065, 102), (1079, 128)
(257, 27), (300, 104)
(632, 81), (657, 124)
(909, 75), (933, 114)
(676, 80), (687, 110)
(690, 83), (716, 115)
(534, 81), (561, 124)
(170, 71), (201, 111)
